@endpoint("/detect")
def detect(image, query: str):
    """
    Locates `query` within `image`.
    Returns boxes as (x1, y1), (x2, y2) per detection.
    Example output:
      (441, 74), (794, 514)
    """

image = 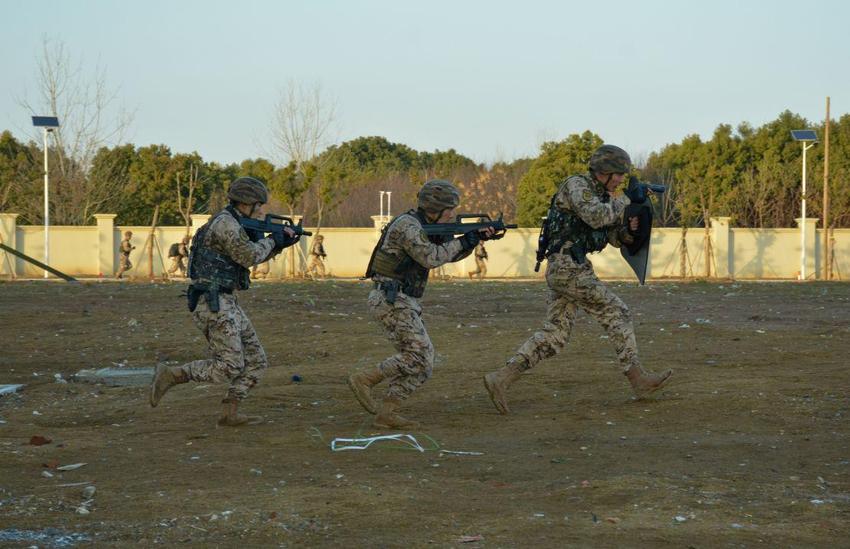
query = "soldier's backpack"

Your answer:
(168, 242), (181, 258)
